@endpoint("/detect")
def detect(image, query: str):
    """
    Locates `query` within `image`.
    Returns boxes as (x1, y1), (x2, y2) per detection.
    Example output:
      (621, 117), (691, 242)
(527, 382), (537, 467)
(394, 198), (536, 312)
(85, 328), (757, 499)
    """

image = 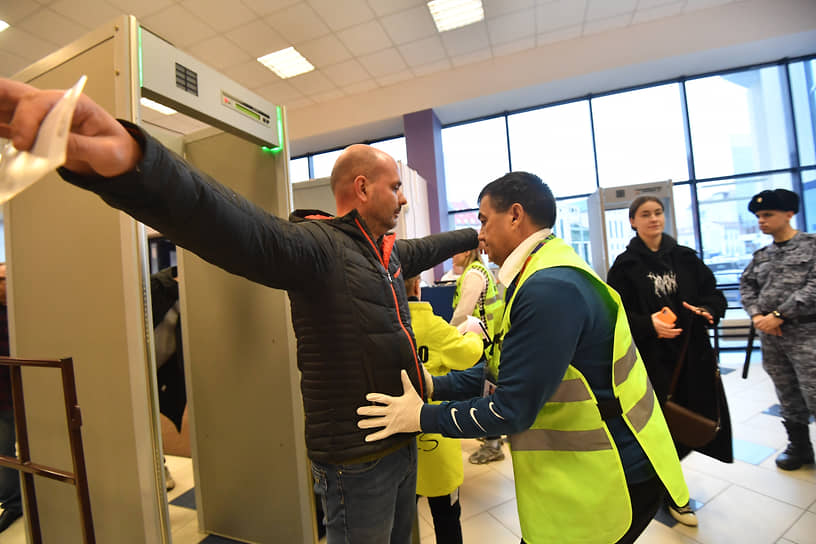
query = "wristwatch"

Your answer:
(772, 310), (784, 321)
